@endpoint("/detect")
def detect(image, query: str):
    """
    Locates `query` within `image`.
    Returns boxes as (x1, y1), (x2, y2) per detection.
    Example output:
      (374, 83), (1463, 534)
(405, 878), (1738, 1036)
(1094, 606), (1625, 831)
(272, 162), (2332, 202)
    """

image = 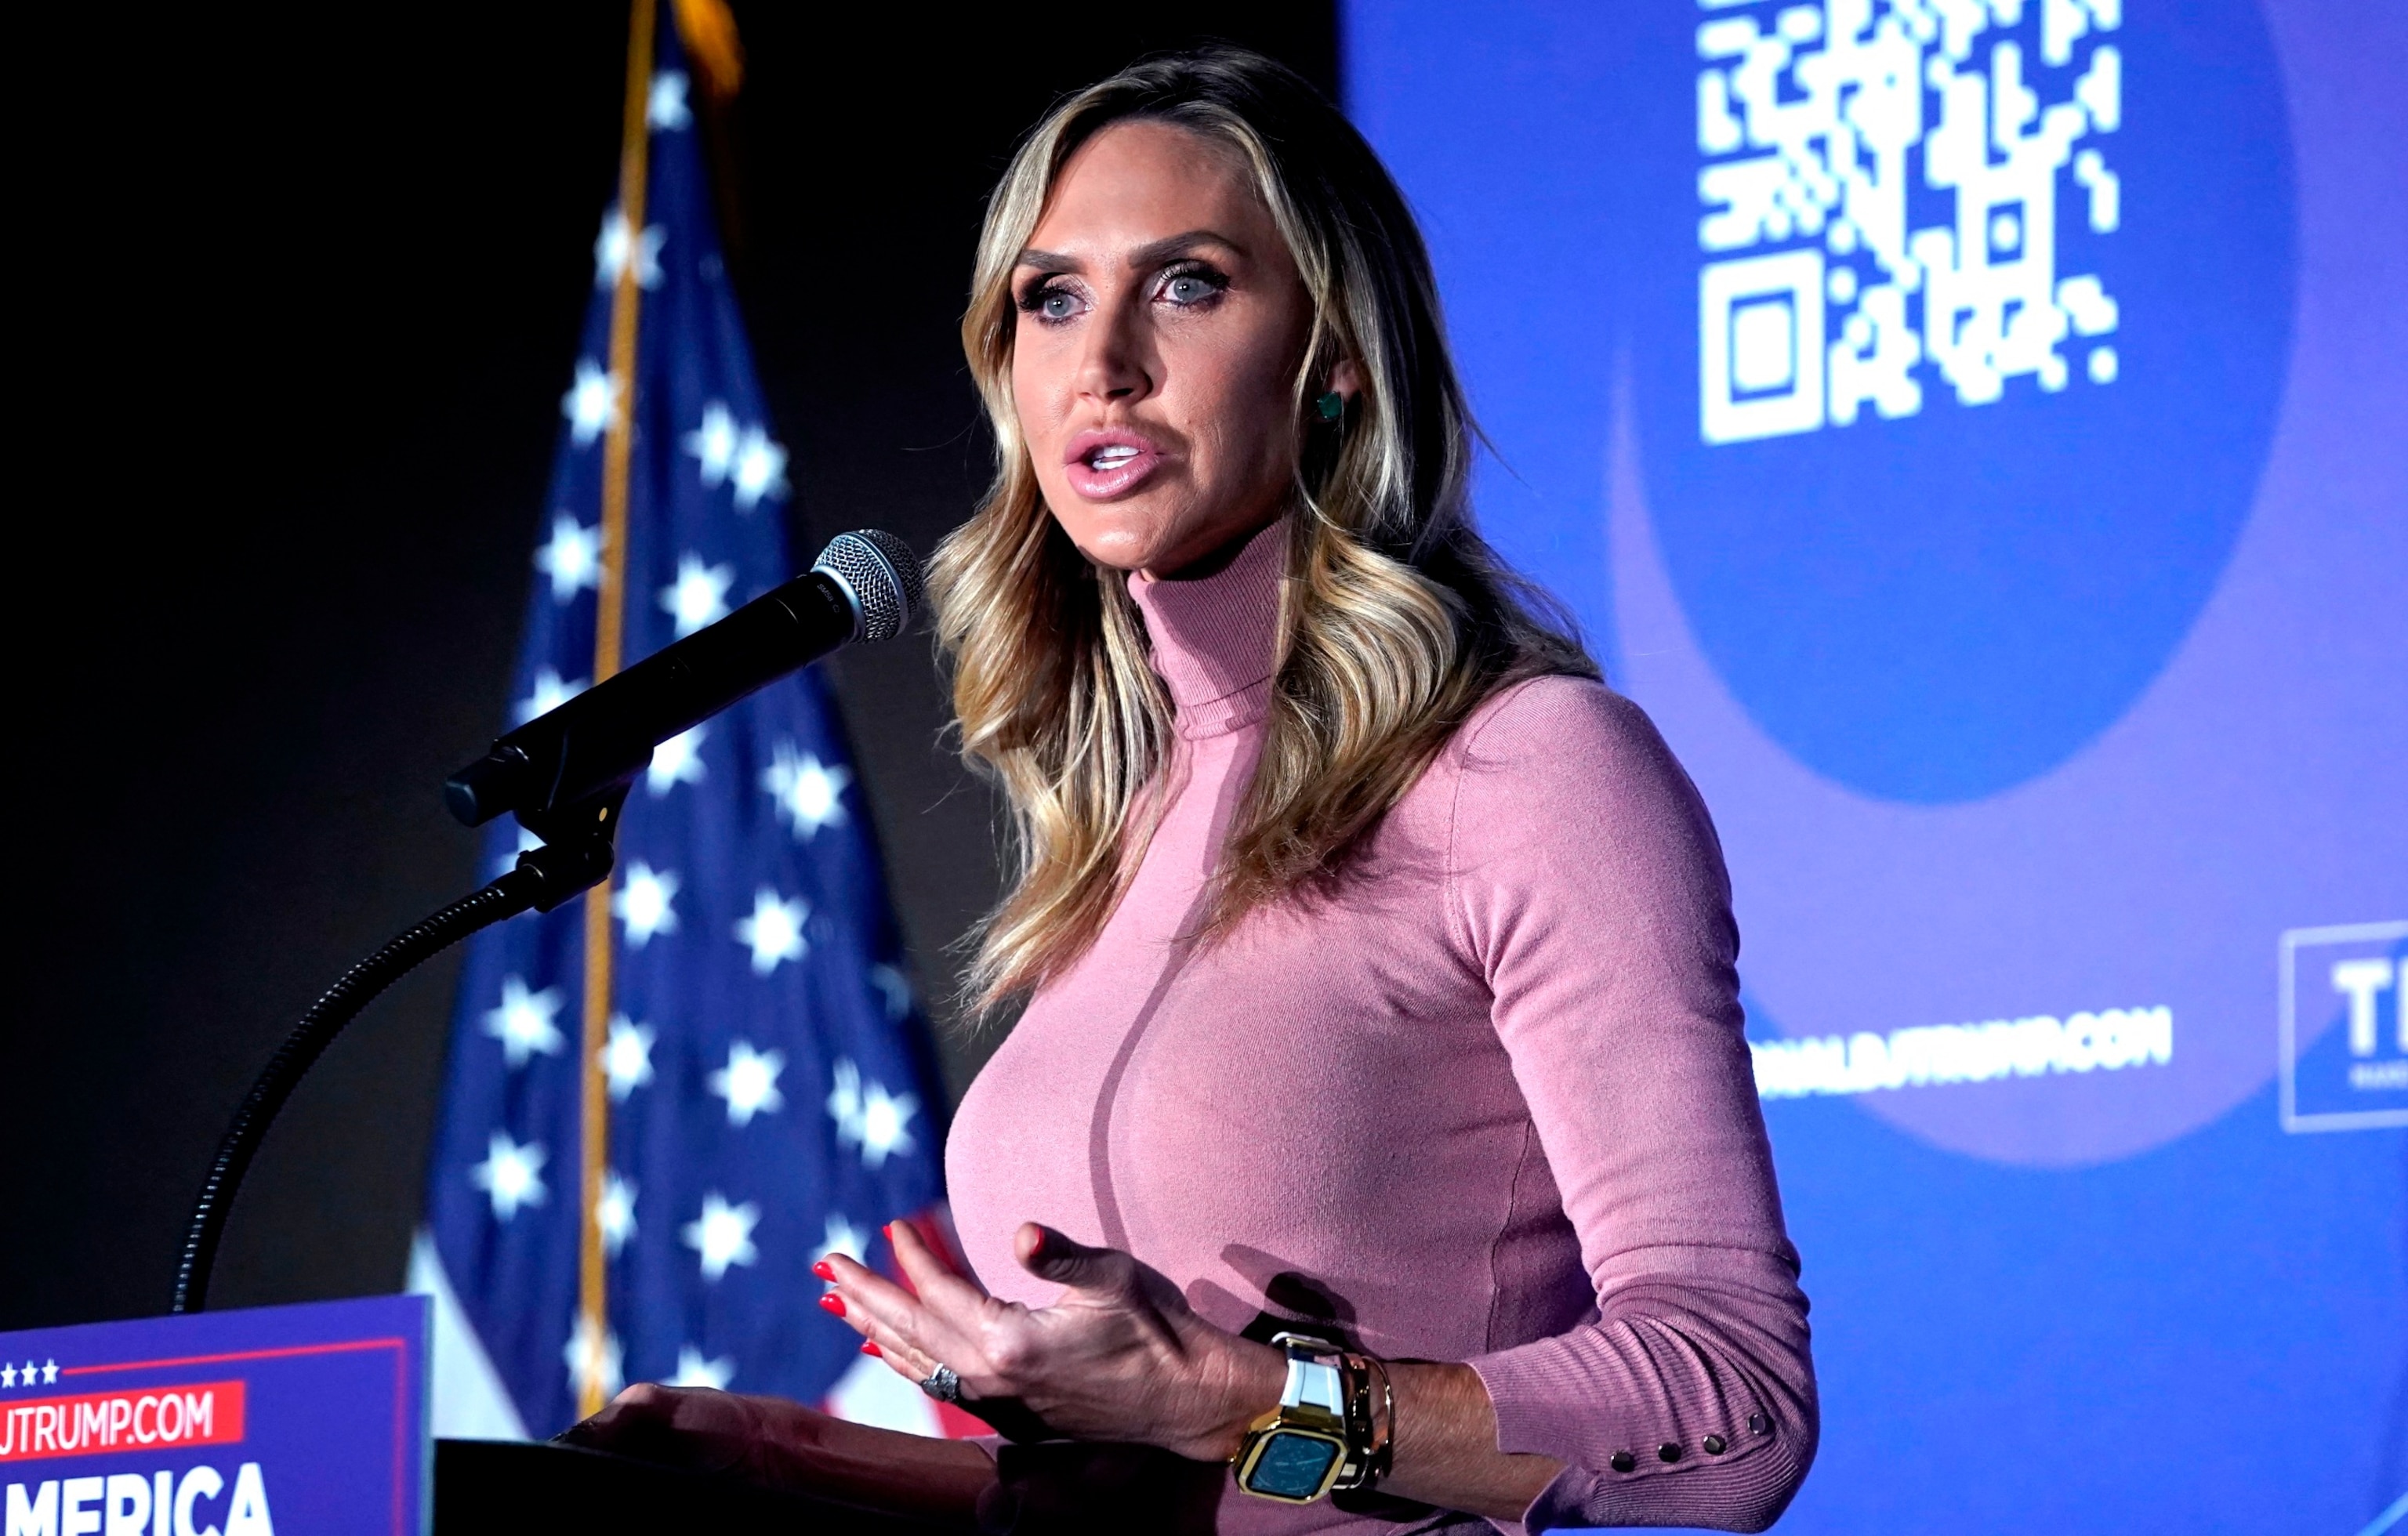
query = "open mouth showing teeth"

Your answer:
(1088, 445), (1141, 470)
